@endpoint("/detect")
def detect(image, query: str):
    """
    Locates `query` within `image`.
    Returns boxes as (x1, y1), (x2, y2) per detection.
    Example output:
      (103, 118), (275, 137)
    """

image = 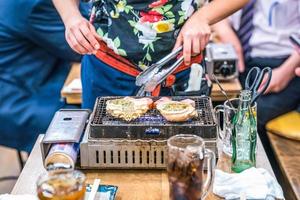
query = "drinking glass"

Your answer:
(167, 134), (215, 200)
(215, 98), (257, 156)
(36, 170), (86, 200)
